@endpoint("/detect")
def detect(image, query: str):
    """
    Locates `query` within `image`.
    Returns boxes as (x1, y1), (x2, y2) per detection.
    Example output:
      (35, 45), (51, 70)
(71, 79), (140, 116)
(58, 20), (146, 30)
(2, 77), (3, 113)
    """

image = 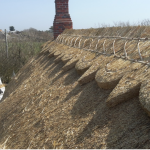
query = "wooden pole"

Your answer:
(5, 29), (8, 58)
